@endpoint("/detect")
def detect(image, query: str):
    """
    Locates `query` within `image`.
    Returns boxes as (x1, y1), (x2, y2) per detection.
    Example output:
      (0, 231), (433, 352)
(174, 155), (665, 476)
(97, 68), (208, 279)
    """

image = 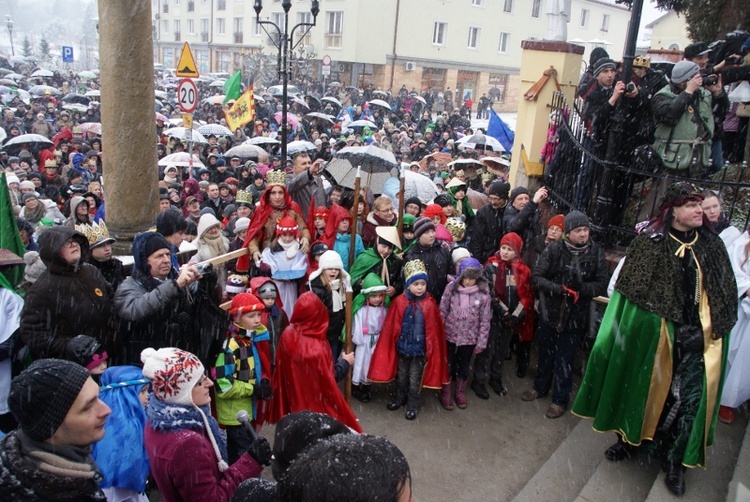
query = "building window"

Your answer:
(162, 20), (169, 34)
(503, 0), (513, 13)
(174, 20), (181, 41)
(325, 11), (343, 49)
(253, 18), (262, 36)
(297, 12), (312, 45)
(187, 0), (194, 11)
(471, 0), (483, 6)
(233, 17), (243, 43)
(174, 0), (180, 5)
(188, 19), (195, 35)
(217, 18), (225, 35)
(467, 26), (480, 49)
(217, 51), (231, 73)
(272, 12), (284, 28)
(162, 0), (168, 13)
(498, 32), (510, 54)
(531, 0), (541, 18)
(433, 21), (447, 45)
(580, 9), (589, 28)
(601, 14), (610, 32)
(201, 18), (209, 41)
(218, 0), (226, 10)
